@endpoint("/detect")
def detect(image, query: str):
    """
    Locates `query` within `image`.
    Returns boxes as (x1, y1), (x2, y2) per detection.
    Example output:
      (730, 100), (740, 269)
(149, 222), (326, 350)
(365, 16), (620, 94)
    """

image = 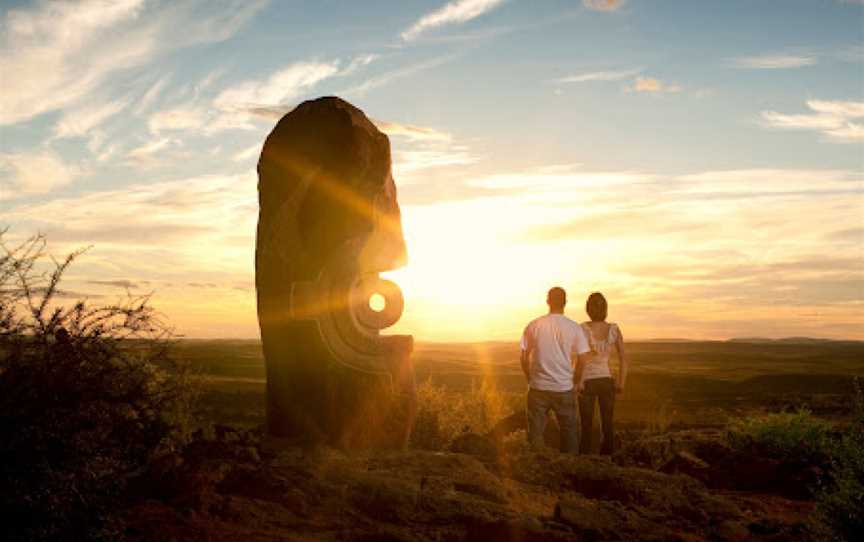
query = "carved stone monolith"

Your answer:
(256, 96), (415, 448)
